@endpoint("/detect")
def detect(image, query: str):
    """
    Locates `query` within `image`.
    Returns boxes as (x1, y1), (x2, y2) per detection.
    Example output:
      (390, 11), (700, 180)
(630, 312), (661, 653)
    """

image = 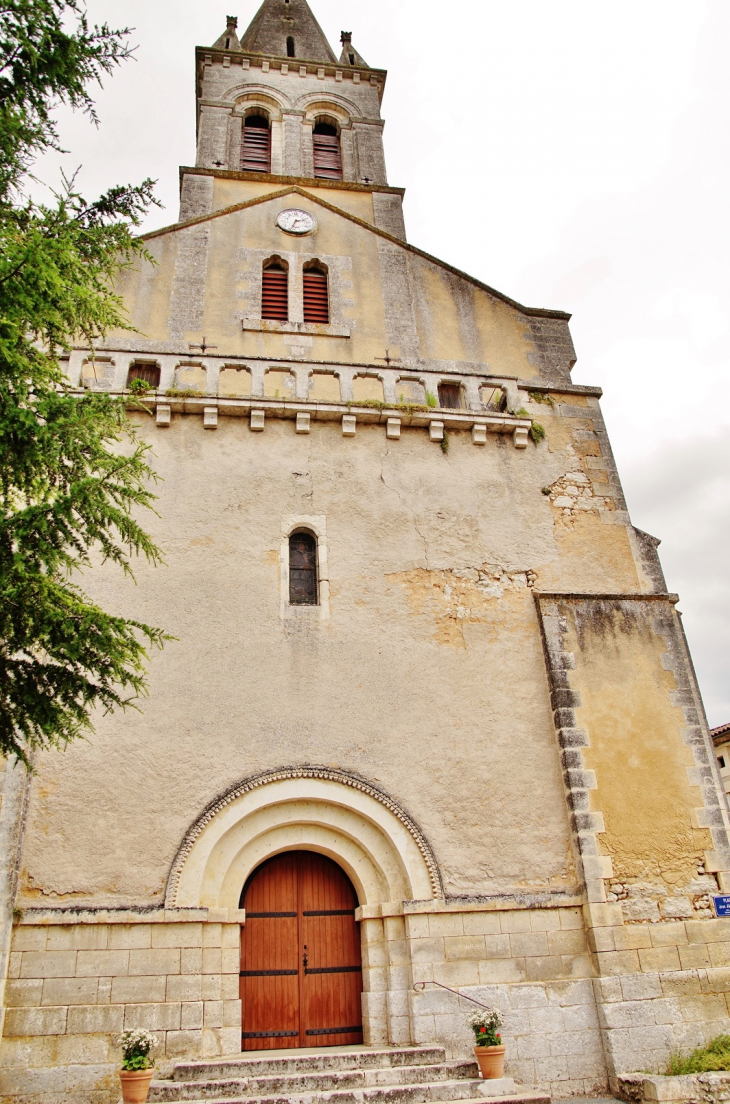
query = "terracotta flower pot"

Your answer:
(474, 1044), (506, 1079)
(119, 1068), (154, 1104)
